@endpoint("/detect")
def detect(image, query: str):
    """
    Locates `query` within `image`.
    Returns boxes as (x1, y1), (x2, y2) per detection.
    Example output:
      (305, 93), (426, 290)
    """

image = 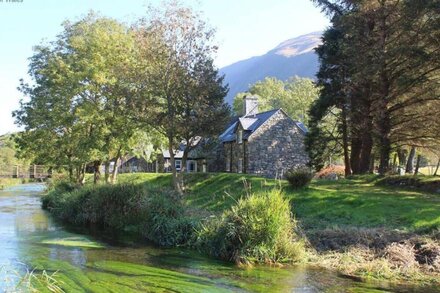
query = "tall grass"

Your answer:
(193, 189), (305, 265)
(1, 266), (64, 293)
(42, 183), (197, 247)
(43, 180), (305, 265)
(0, 178), (24, 189)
